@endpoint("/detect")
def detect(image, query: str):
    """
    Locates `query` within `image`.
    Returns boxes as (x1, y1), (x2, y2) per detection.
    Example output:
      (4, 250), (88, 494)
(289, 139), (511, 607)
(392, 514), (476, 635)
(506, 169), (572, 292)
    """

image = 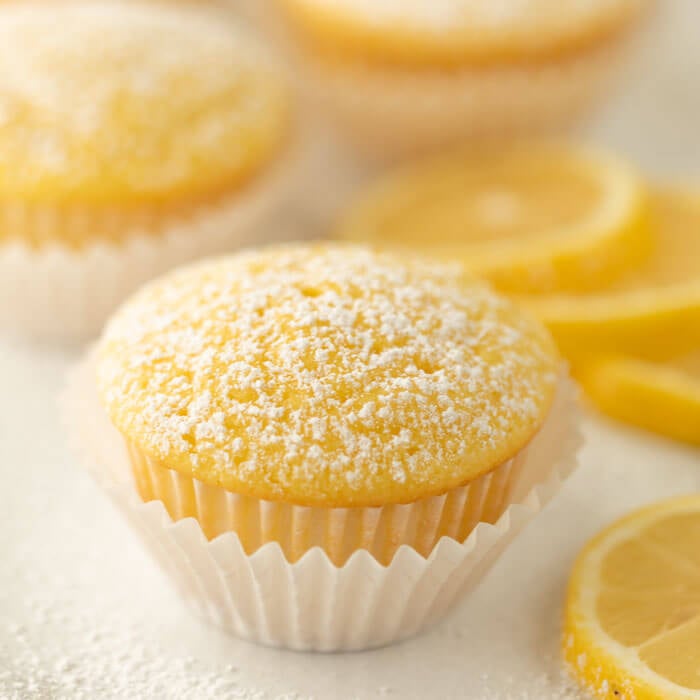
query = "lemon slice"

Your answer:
(564, 495), (700, 700)
(528, 188), (700, 359)
(576, 353), (700, 445)
(337, 144), (649, 295)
